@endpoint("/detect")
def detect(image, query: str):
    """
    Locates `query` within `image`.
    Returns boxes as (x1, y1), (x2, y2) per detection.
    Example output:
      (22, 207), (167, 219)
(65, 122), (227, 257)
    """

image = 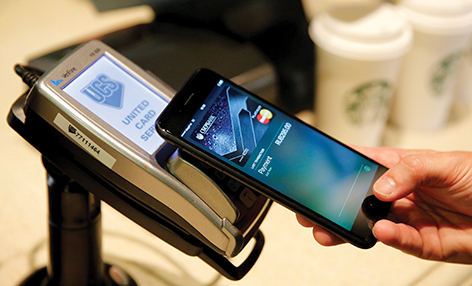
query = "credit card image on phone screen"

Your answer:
(157, 69), (391, 249)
